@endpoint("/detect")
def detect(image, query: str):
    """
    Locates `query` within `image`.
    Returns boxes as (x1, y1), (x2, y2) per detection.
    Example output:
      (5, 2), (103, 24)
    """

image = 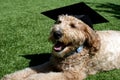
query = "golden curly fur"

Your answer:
(2, 15), (120, 80)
